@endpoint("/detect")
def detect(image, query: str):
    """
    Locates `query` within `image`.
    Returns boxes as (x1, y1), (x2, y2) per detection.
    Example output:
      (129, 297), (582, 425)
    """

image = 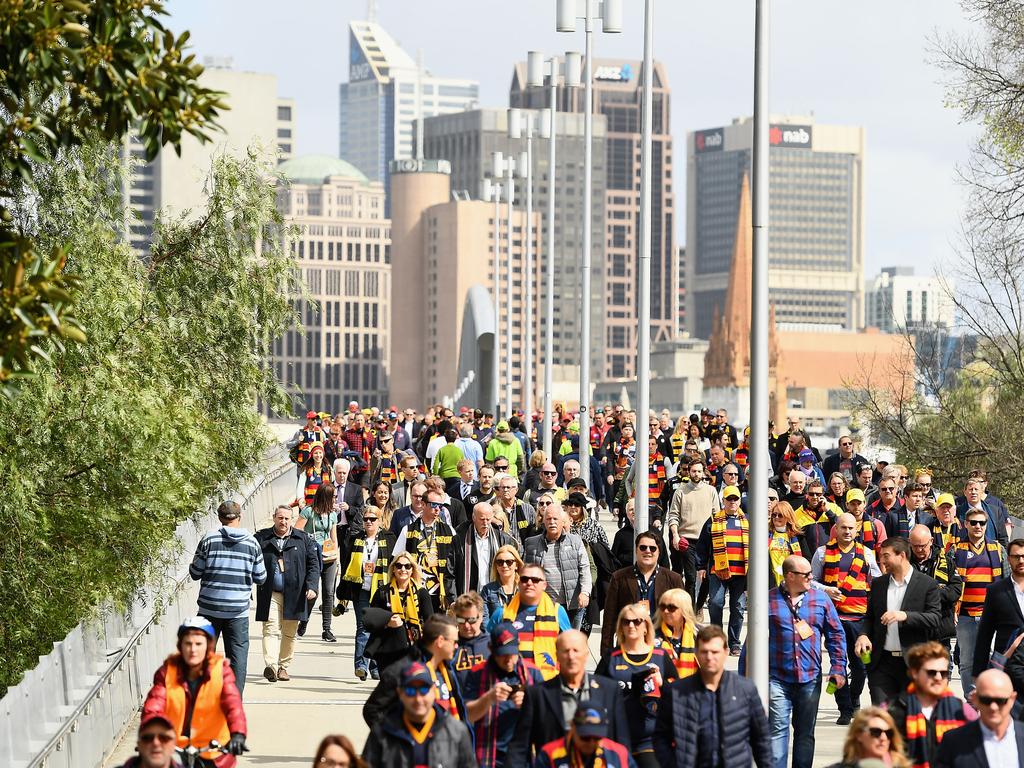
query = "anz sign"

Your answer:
(594, 63), (633, 82)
